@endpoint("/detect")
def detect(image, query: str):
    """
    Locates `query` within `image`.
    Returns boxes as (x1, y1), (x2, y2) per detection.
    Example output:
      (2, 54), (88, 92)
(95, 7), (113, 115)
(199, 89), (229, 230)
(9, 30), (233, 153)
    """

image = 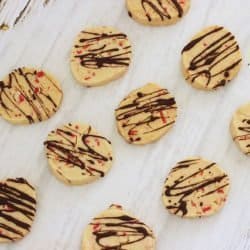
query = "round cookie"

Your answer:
(181, 26), (242, 90)
(44, 123), (113, 185)
(70, 26), (132, 87)
(230, 102), (250, 155)
(162, 157), (230, 218)
(126, 0), (190, 26)
(0, 67), (63, 124)
(115, 83), (177, 145)
(0, 178), (37, 243)
(82, 204), (156, 250)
